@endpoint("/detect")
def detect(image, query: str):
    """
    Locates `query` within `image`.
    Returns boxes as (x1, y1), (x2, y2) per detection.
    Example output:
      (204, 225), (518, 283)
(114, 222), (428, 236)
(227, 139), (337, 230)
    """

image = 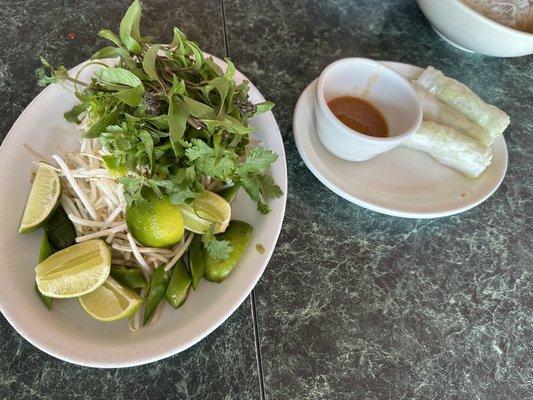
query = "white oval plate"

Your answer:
(0, 55), (287, 368)
(293, 61), (507, 218)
